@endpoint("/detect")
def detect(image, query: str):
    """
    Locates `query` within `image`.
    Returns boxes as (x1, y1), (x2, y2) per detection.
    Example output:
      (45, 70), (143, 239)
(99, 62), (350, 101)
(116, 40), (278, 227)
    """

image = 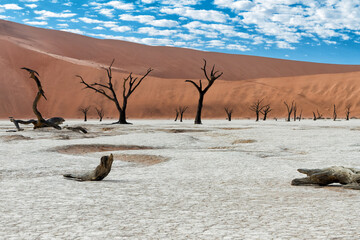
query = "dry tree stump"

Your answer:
(292, 166), (360, 190)
(63, 154), (114, 181)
